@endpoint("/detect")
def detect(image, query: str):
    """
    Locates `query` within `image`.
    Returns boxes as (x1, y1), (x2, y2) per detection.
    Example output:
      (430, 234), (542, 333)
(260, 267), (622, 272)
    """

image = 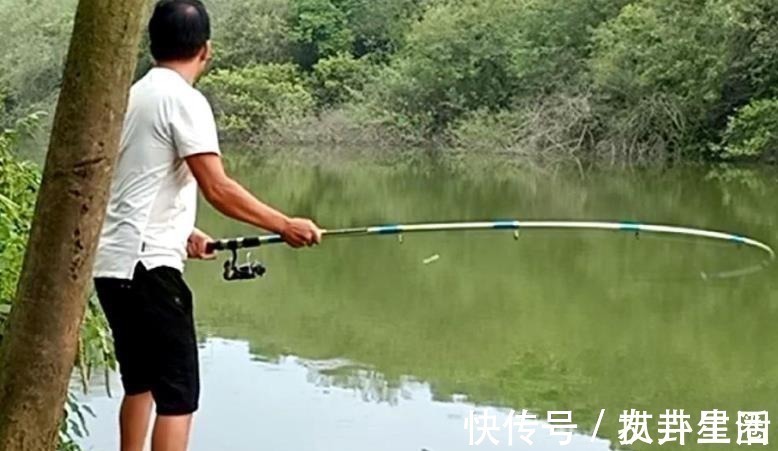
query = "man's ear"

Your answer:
(201, 41), (213, 62)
